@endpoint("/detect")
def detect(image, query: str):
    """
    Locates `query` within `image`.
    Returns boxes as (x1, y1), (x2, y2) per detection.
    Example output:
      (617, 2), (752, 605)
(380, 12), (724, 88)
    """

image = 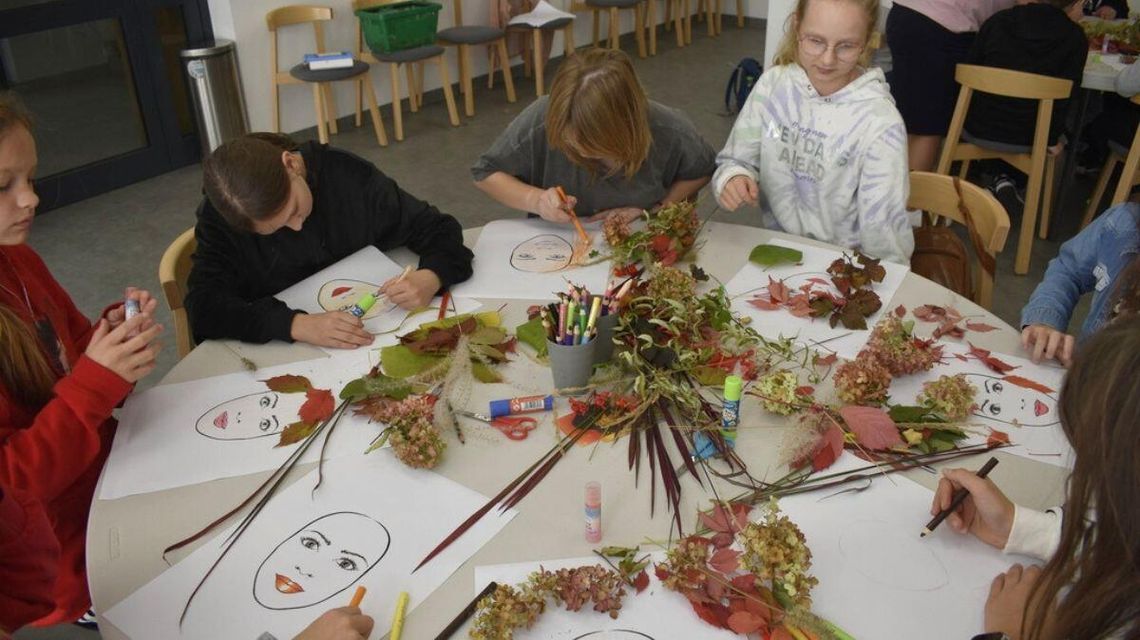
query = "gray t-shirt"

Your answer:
(471, 97), (717, 216)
